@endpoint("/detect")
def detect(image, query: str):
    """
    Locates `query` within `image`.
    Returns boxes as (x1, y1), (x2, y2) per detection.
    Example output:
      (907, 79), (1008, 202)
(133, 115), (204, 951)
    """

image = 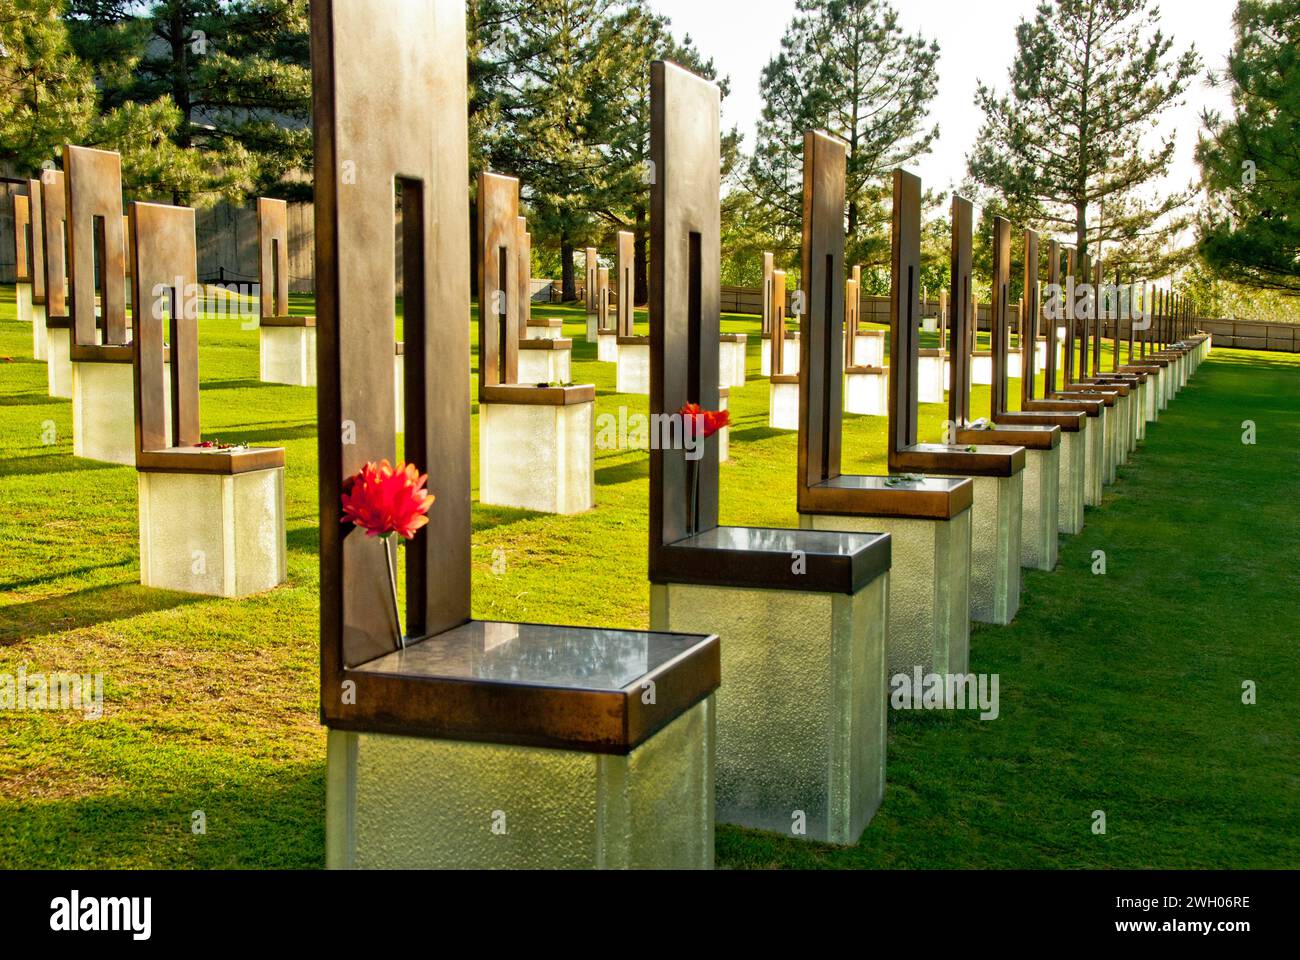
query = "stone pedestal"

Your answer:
(137, 466), (287, 597)
(1020, 445), (1060, 571)
(479, 396), (594, 514)
(615, 339), (650, 395)
(719, 334), (747, 388)
(844, 367), (887, 417)
(650, 575), (887, 845)
(918, 351), (945, 403)
(326, 696), (715, 869)
(851, 331), (885, 368)
(260, 324), (317, 386)
(967, 472), (1023, 625)
(74, 359), (171, 465)
(518, 339), (573, 385)
(18, 285), (41, 361)
(1085, 406), (1106, 506)
(46, 325), (76, 399)
(1107, 396), (1123, 481)
(760, 335), (800, 377)
(1058, 425), (1086, 535)
(768, 376), (800, 431)
(526, 319), (564, 341)
(971, 353), (993, 386)
(802, 508), (970, 678)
